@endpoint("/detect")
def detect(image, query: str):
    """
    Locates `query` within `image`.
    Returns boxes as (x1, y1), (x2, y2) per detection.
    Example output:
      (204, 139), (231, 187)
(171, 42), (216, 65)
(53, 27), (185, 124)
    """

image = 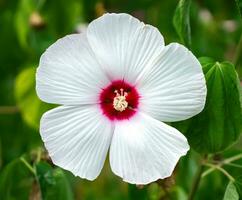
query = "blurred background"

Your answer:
(0, 0), (242, 199)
